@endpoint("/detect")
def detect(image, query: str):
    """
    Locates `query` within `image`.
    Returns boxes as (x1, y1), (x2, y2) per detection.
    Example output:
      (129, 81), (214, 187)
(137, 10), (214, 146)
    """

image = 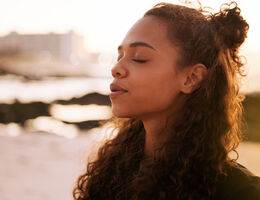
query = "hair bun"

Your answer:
(210, 2), (249, 49)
